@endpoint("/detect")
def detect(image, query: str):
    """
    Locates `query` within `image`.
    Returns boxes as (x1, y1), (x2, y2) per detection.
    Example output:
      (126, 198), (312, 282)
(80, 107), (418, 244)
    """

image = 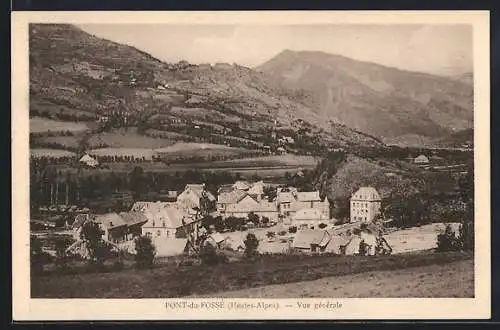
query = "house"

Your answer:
(224, 195), (279, 222)
(177, 184), (216, 215)
(79, 154), (99, 167)
(276, 188), (330, 220)
(217, 189), (248, 214)
(277, 146), (287, 155)
(323, 234), (351, 254)
(350, 187), (381, 223)
(141, 203), (201, 239)
(290, 208), (330, 228)
(119, 211), (148, 239)
(293, 229), (331, 253)
(92, 212), (129, 244)
(414, 155), (430, 165)
(247, 181), (265, 201)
